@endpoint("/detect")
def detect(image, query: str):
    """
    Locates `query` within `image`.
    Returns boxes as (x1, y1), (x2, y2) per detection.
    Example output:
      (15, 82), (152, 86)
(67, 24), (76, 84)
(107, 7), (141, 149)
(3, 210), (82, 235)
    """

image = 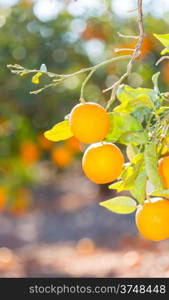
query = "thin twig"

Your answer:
(117, 32), (139, 39)
(105, 0), (144, 110)
(80, 69), (95, 102)
(114, 48), (135, 53)
(156, 56), (169, 66)
(127, 8), (138, 13)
